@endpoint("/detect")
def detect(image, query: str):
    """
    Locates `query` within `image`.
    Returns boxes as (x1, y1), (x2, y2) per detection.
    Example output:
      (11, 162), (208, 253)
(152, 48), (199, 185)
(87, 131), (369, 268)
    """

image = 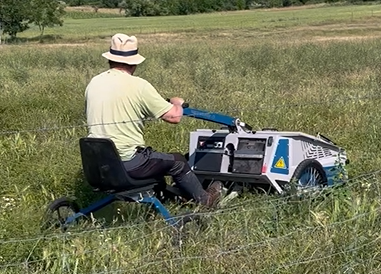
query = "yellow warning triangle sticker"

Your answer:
(274, 157), (286, 169)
